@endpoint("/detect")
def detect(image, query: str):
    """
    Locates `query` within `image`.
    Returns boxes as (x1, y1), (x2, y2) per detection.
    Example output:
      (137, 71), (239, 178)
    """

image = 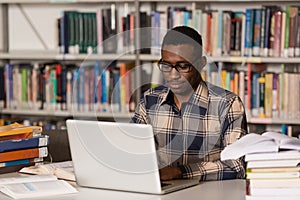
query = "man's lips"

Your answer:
(167, 81), (185, 89)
